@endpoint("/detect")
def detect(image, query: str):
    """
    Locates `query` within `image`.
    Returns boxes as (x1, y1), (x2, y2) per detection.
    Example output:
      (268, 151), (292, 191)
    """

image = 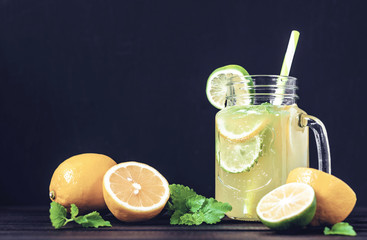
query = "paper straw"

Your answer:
(273, 30), (300, 105)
